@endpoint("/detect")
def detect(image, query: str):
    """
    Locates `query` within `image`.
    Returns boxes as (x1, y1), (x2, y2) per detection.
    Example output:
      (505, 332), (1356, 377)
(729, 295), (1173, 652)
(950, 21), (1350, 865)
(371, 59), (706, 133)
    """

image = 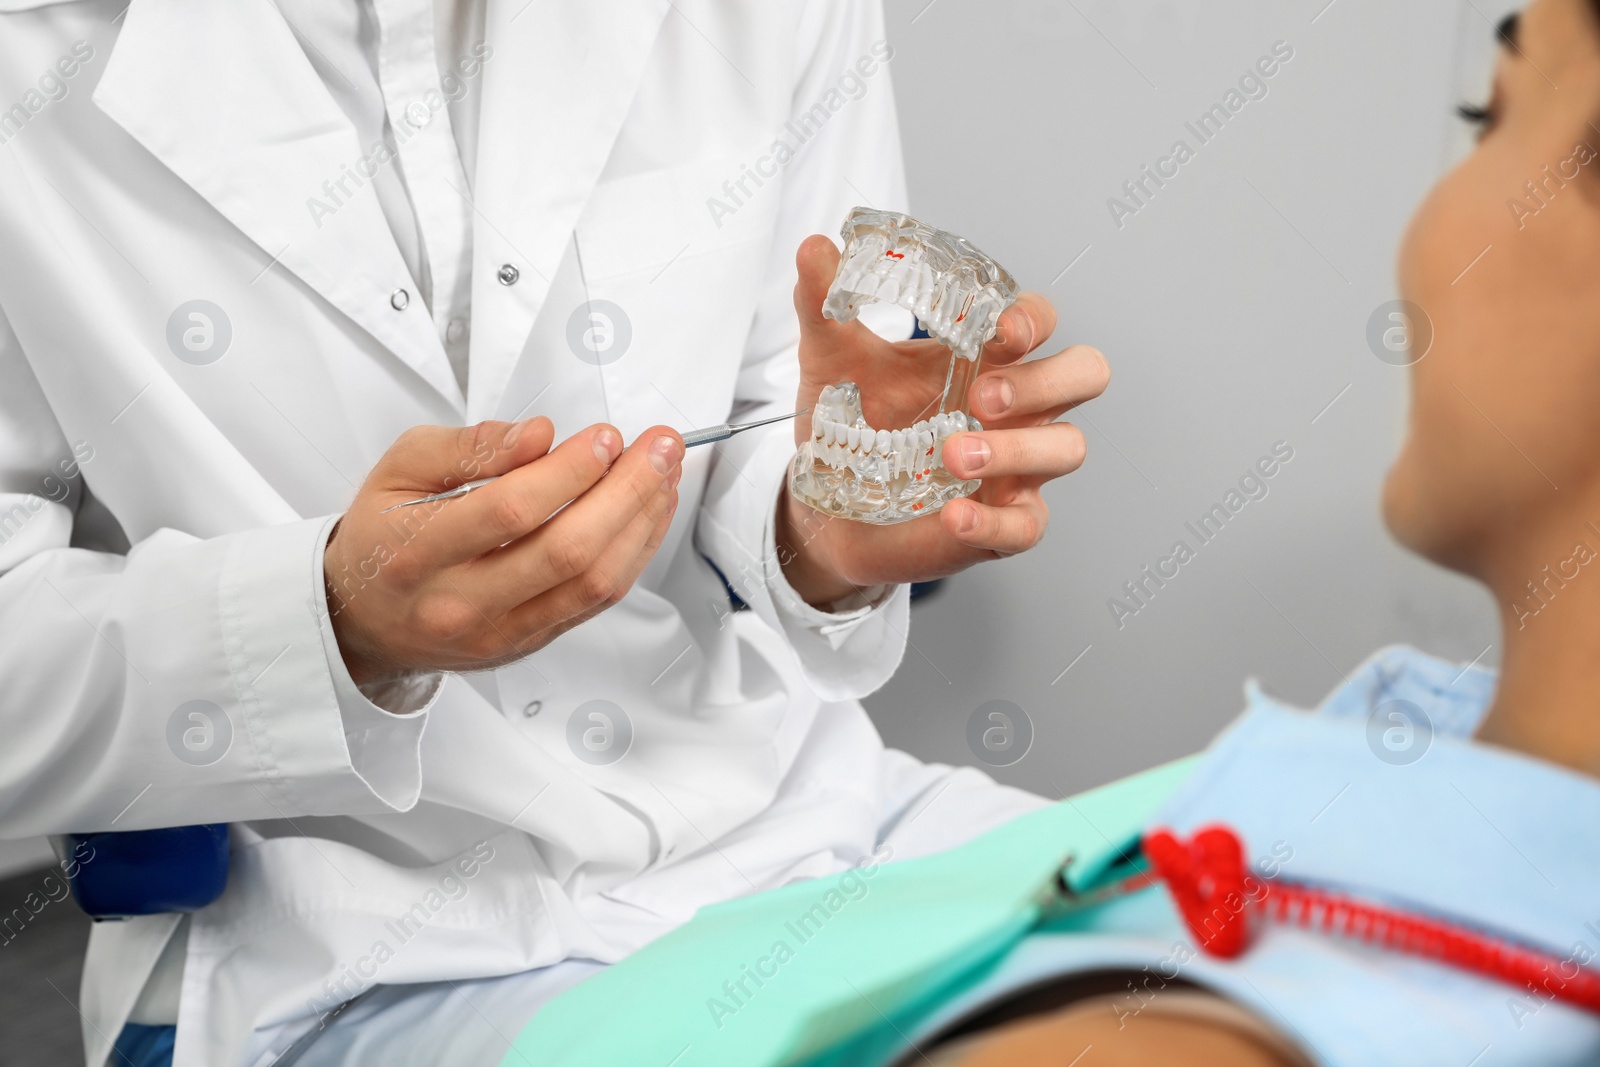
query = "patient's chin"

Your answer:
(1382, 457), (1478, 575)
